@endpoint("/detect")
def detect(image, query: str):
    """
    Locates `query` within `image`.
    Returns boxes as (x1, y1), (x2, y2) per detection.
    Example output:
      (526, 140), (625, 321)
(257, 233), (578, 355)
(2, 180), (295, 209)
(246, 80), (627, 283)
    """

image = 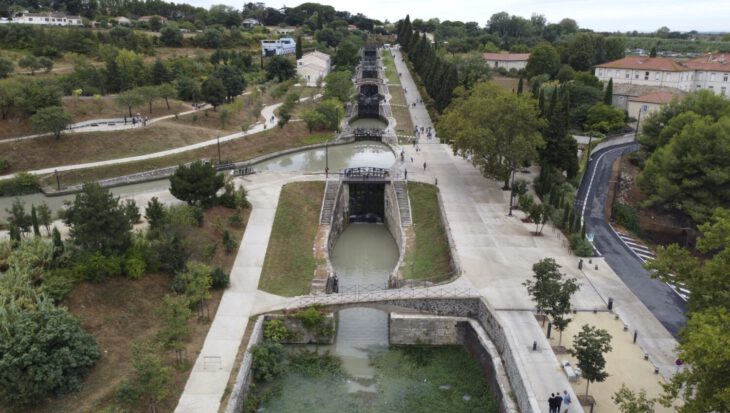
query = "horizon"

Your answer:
(182, 0), (730, 33)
